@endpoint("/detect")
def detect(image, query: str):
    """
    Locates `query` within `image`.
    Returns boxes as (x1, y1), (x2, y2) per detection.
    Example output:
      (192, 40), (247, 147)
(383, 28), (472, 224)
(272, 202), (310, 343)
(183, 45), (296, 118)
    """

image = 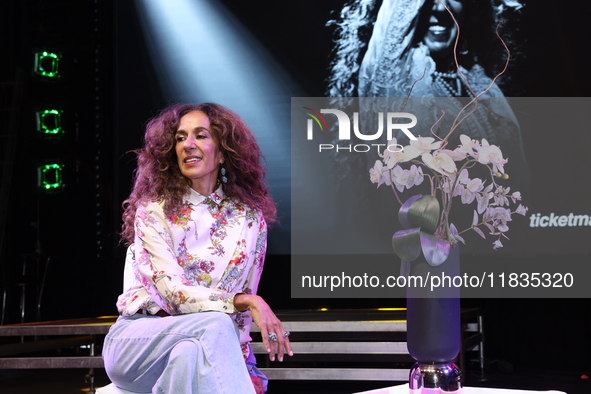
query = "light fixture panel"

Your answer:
(33, 51), (61, 78)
